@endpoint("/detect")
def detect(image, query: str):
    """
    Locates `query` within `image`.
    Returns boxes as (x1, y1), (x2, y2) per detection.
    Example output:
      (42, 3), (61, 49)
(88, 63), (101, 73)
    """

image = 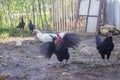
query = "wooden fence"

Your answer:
(51, 0), (86, 32)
